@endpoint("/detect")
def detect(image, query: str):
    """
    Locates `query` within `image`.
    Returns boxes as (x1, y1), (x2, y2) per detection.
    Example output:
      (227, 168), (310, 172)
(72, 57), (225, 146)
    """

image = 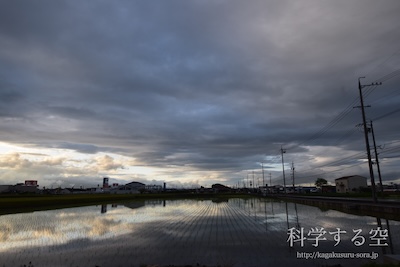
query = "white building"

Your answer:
(335, 175), (367, 193)
(145, 184), (163, 192)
